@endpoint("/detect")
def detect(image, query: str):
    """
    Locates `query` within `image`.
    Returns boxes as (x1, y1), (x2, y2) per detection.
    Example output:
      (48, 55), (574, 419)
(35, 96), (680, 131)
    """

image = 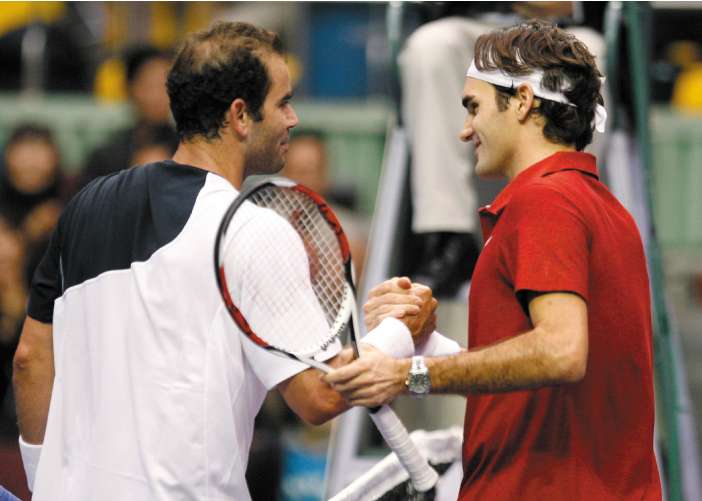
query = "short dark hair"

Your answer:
(124, 45), (172, 84)
(5, 123), (56, 150)
(166, 22), (283, 142)
(474, 20), (603, 151)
